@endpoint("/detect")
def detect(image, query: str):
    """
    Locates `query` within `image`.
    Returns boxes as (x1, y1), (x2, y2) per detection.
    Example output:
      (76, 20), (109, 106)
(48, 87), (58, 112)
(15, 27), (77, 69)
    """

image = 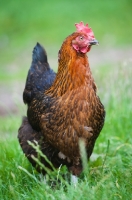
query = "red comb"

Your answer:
(75, 21), (95, 38)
